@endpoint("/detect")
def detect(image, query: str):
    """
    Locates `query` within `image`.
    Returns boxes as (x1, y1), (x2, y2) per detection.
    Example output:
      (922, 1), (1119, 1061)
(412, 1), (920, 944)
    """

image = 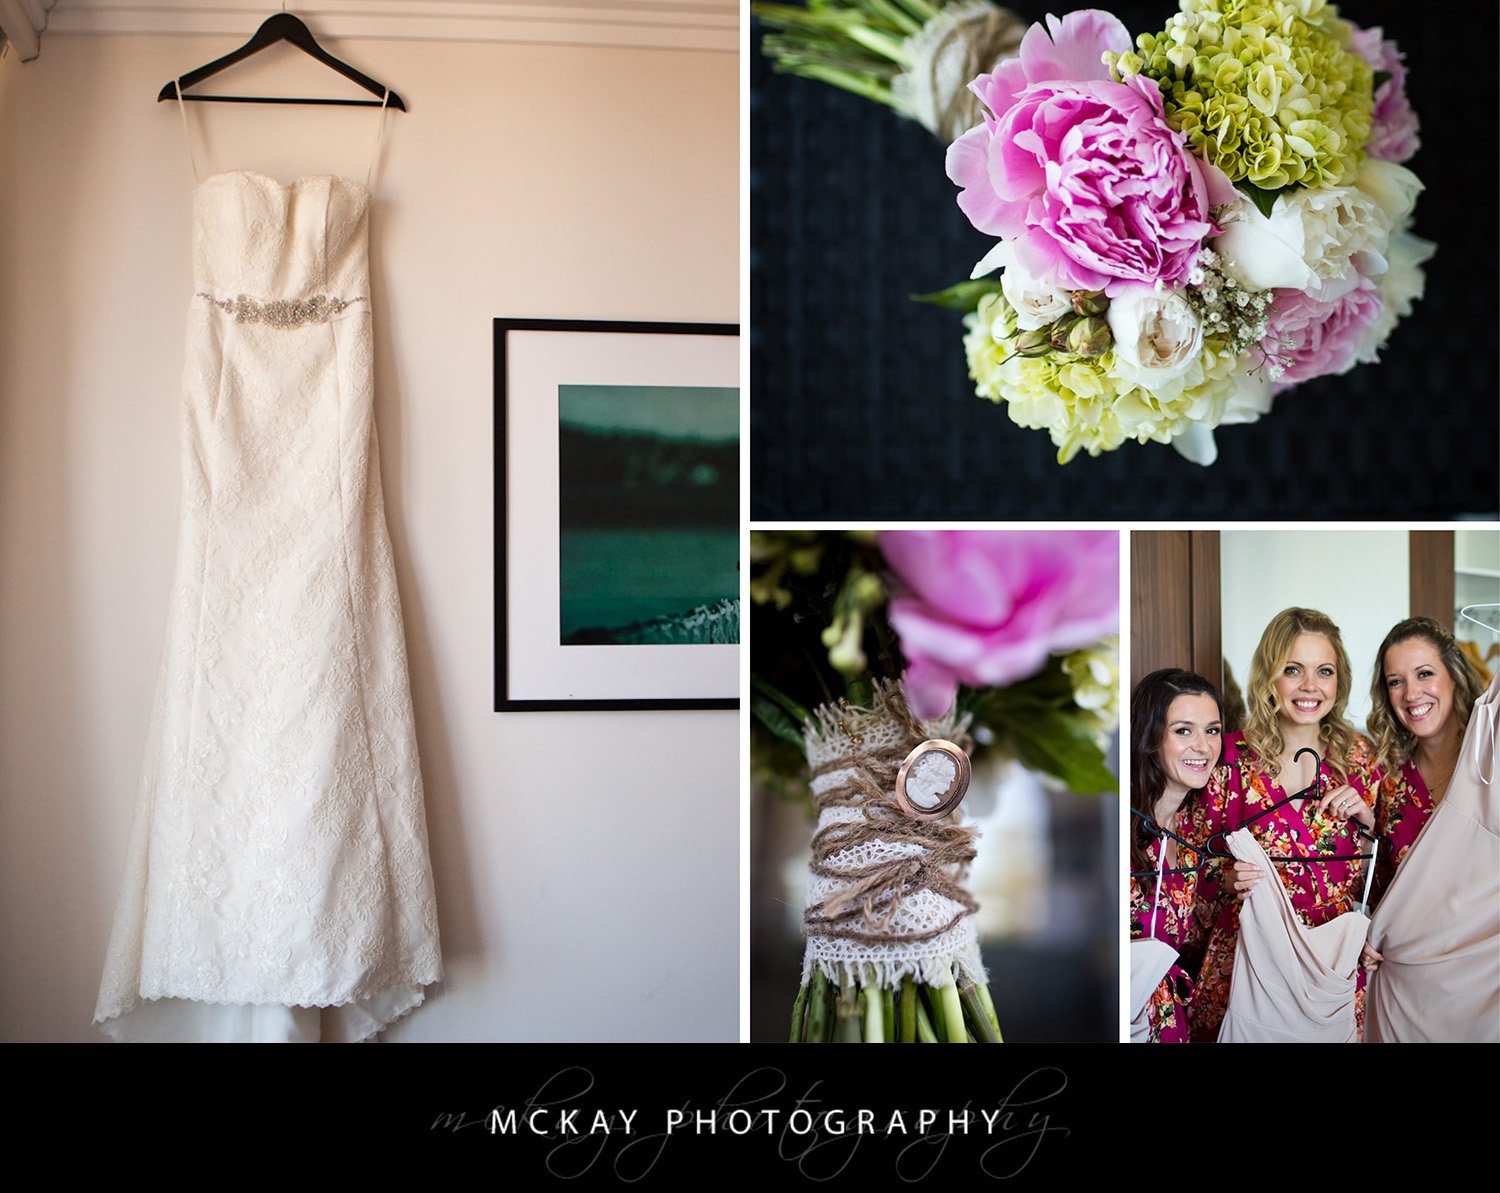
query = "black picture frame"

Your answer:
(494, 317), (741, 712)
